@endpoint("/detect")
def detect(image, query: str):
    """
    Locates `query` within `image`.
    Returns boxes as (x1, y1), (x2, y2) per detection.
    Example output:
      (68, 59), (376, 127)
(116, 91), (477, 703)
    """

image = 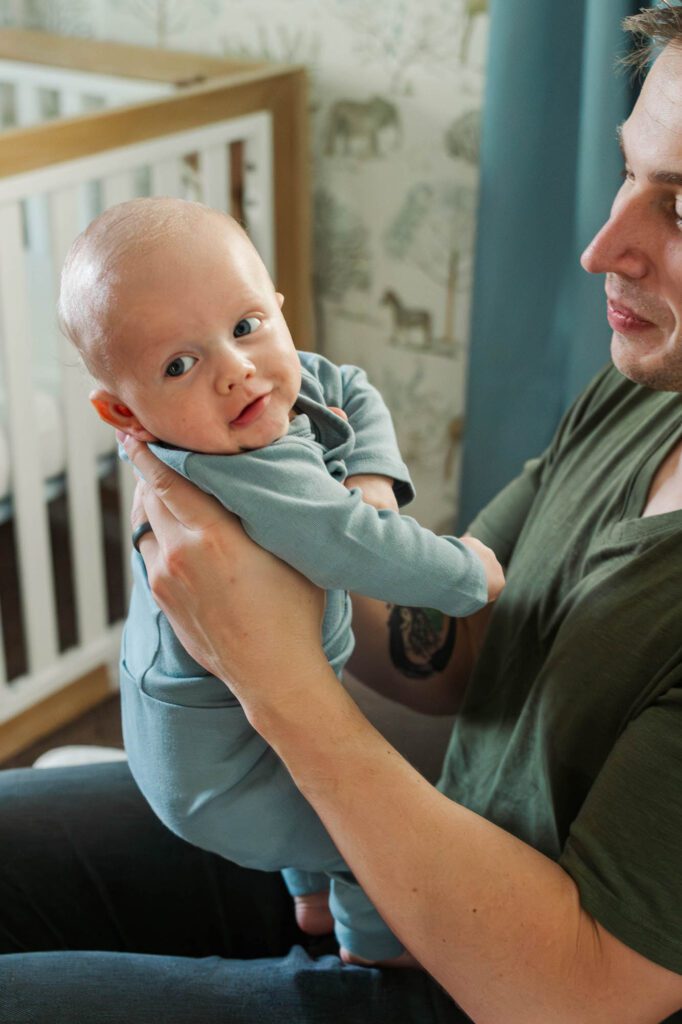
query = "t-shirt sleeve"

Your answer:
(467, 364), (618, 565)
(559, 676), (682, 974)
(466, 455), (545, 566)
